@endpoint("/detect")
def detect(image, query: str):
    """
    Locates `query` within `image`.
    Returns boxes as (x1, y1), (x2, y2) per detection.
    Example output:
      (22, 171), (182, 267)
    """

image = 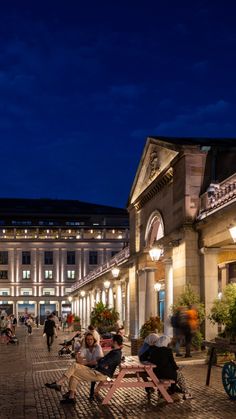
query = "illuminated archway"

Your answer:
(145, 211), (164, 248)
